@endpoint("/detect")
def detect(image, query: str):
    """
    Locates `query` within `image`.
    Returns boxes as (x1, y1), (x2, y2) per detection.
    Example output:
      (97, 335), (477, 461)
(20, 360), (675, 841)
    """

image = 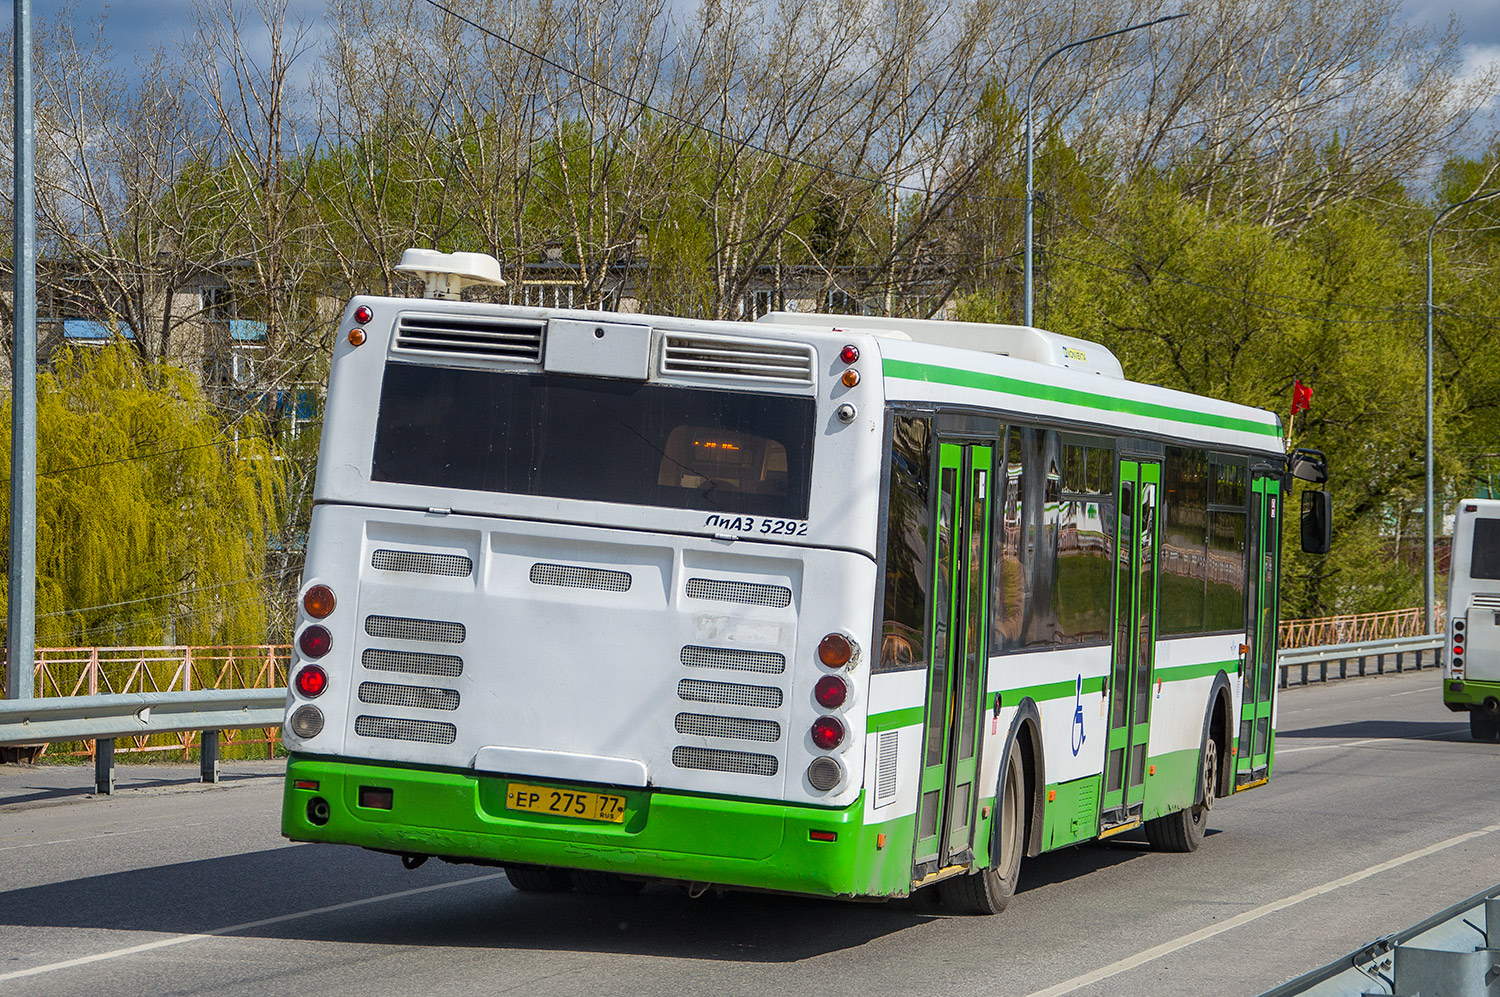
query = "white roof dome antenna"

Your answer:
(395, 248), (506, 300)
